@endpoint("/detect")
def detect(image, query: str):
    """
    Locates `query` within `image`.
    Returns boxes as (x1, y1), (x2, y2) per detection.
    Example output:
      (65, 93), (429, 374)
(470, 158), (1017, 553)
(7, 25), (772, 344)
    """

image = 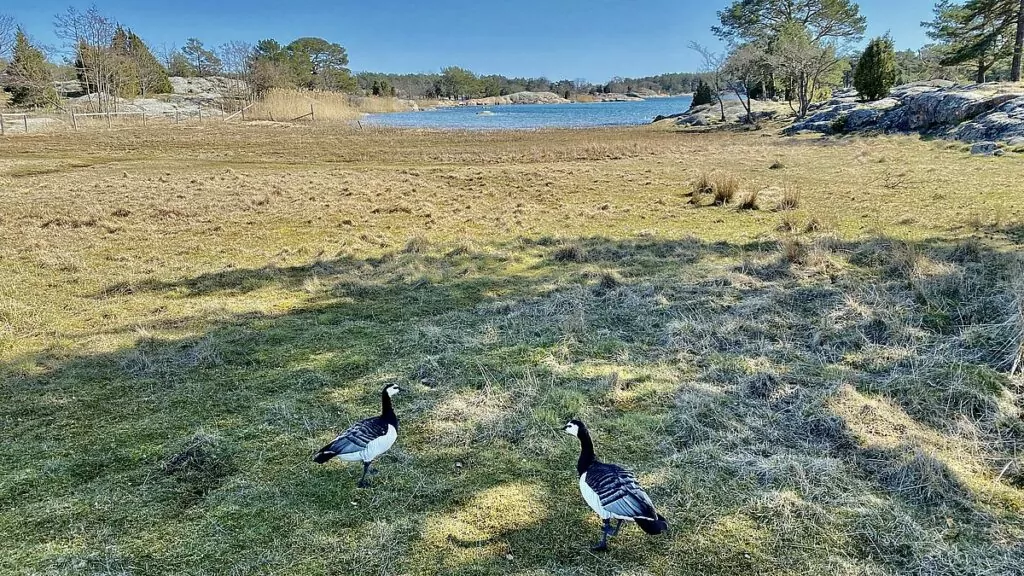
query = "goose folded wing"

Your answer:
(325, 417), (389, 455)
(585, 463), (658, 520)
